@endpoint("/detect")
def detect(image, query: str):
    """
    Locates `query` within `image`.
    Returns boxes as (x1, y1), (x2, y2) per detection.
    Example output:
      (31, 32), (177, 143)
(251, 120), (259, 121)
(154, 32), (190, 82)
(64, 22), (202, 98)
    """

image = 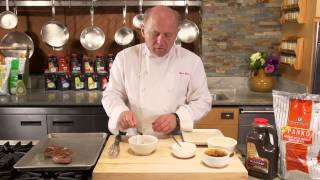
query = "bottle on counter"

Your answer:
(245, 118), (278, 180)
(95, 54), (107, 74)
(70, 53), (82, 74)
(9, 58), (19, 95)
(106, 53), (114, 74)
(16, 74), (27, 96)
(58, 54), (69, 73)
